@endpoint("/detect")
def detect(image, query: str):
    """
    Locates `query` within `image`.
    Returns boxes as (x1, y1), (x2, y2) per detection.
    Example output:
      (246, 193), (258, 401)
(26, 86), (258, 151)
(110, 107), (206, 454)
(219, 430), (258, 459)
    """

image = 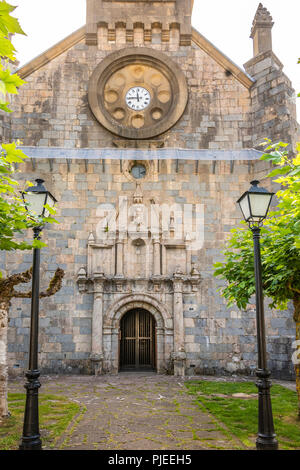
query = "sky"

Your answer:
(11, 0), (300, 118)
